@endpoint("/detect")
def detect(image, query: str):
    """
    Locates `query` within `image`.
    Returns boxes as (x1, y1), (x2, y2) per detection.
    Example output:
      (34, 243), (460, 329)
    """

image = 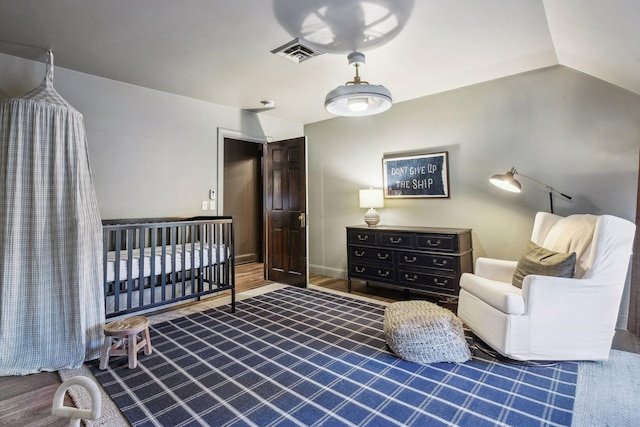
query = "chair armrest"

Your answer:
(460, 273), (525, 315)
(522, 275), (624, 347)
(475, 257), (518, 283)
